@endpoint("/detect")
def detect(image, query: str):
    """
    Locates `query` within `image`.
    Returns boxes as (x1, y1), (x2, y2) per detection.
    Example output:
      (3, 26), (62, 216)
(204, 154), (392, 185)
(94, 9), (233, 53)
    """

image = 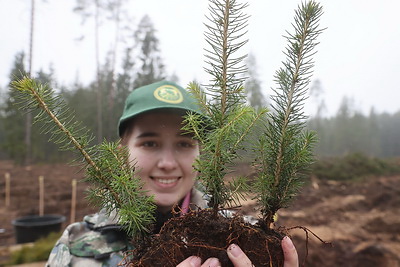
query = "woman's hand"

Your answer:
(176, 256), (220, 267)
(177, 236), (299, 267)
(282, 236), (299, 267)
